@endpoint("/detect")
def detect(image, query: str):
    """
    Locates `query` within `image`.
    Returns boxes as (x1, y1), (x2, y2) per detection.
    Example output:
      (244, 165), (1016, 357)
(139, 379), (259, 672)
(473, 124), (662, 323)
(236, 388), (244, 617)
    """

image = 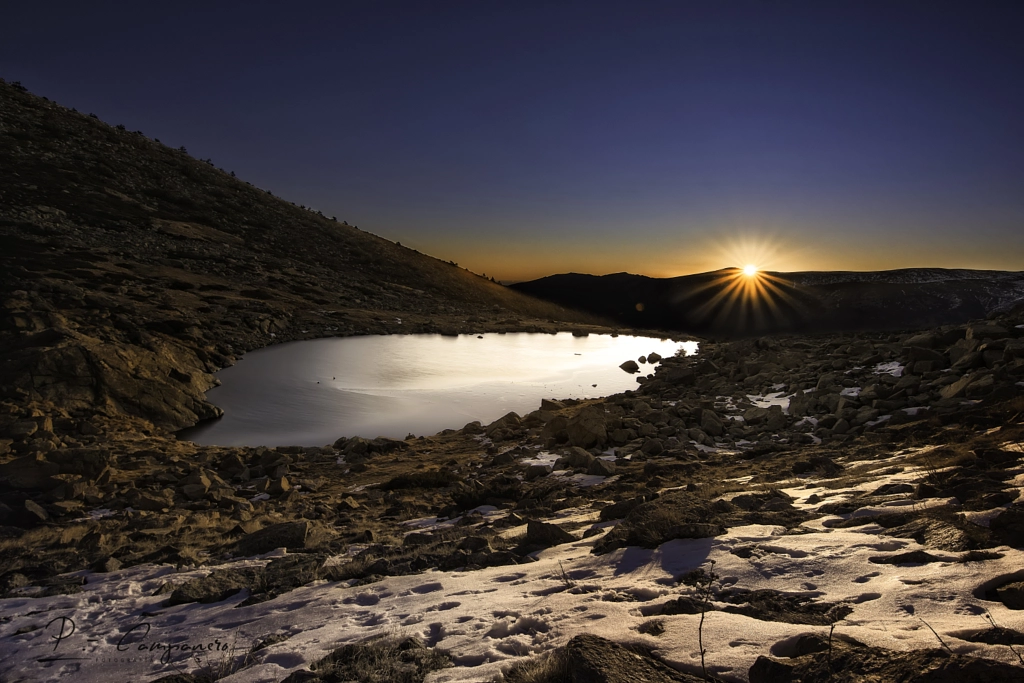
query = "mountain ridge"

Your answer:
(512, 267), (1024, 337)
